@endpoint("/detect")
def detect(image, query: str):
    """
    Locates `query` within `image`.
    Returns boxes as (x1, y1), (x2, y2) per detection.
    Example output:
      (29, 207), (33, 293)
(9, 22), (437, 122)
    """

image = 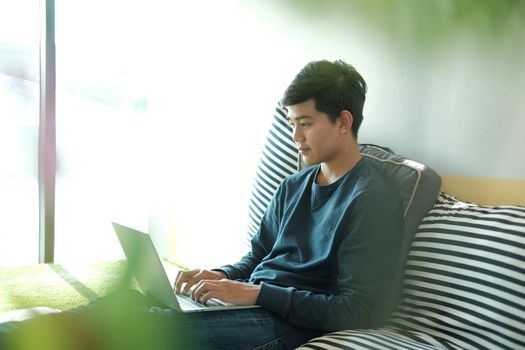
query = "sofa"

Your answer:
(248, 105), (525, 349)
